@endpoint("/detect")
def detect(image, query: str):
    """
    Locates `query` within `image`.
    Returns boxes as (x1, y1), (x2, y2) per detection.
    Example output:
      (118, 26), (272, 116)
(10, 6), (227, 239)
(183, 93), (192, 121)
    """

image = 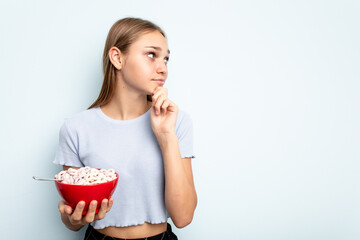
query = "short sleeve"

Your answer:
(53, 120), (84, 167)
(176, 112), (196, 159)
